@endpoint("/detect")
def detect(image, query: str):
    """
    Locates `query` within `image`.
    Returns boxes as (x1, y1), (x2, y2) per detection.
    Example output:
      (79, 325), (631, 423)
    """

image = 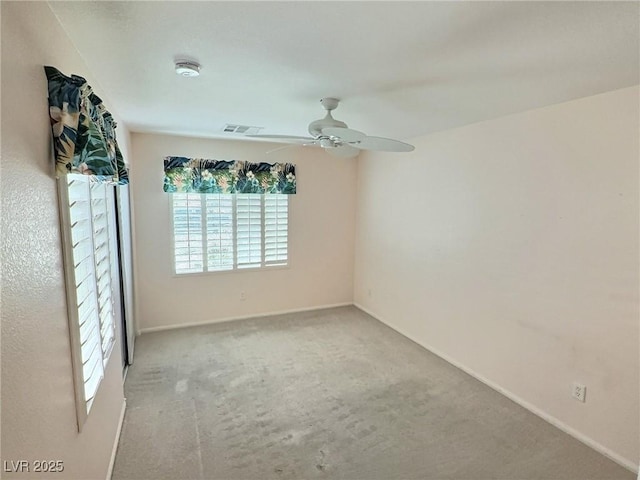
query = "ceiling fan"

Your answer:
(248, 98), (415, 158)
